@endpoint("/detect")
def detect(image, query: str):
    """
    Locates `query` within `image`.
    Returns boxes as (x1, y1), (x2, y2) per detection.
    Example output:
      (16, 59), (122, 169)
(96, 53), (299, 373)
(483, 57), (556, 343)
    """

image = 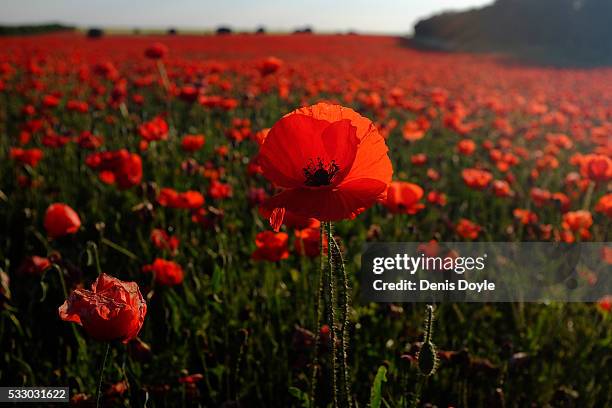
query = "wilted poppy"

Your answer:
(59, 273), (147, 343)
(257, 103), (392, 230)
